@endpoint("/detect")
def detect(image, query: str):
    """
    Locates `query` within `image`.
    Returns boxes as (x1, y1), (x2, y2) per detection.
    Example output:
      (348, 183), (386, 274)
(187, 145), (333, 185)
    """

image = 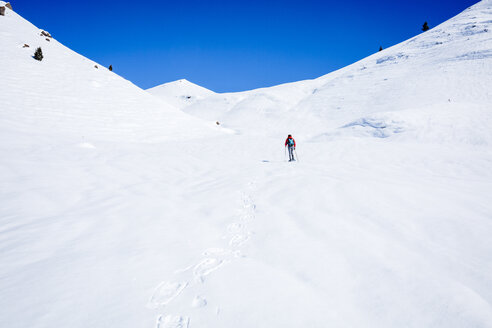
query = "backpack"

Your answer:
(287, 138), (294, 146)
